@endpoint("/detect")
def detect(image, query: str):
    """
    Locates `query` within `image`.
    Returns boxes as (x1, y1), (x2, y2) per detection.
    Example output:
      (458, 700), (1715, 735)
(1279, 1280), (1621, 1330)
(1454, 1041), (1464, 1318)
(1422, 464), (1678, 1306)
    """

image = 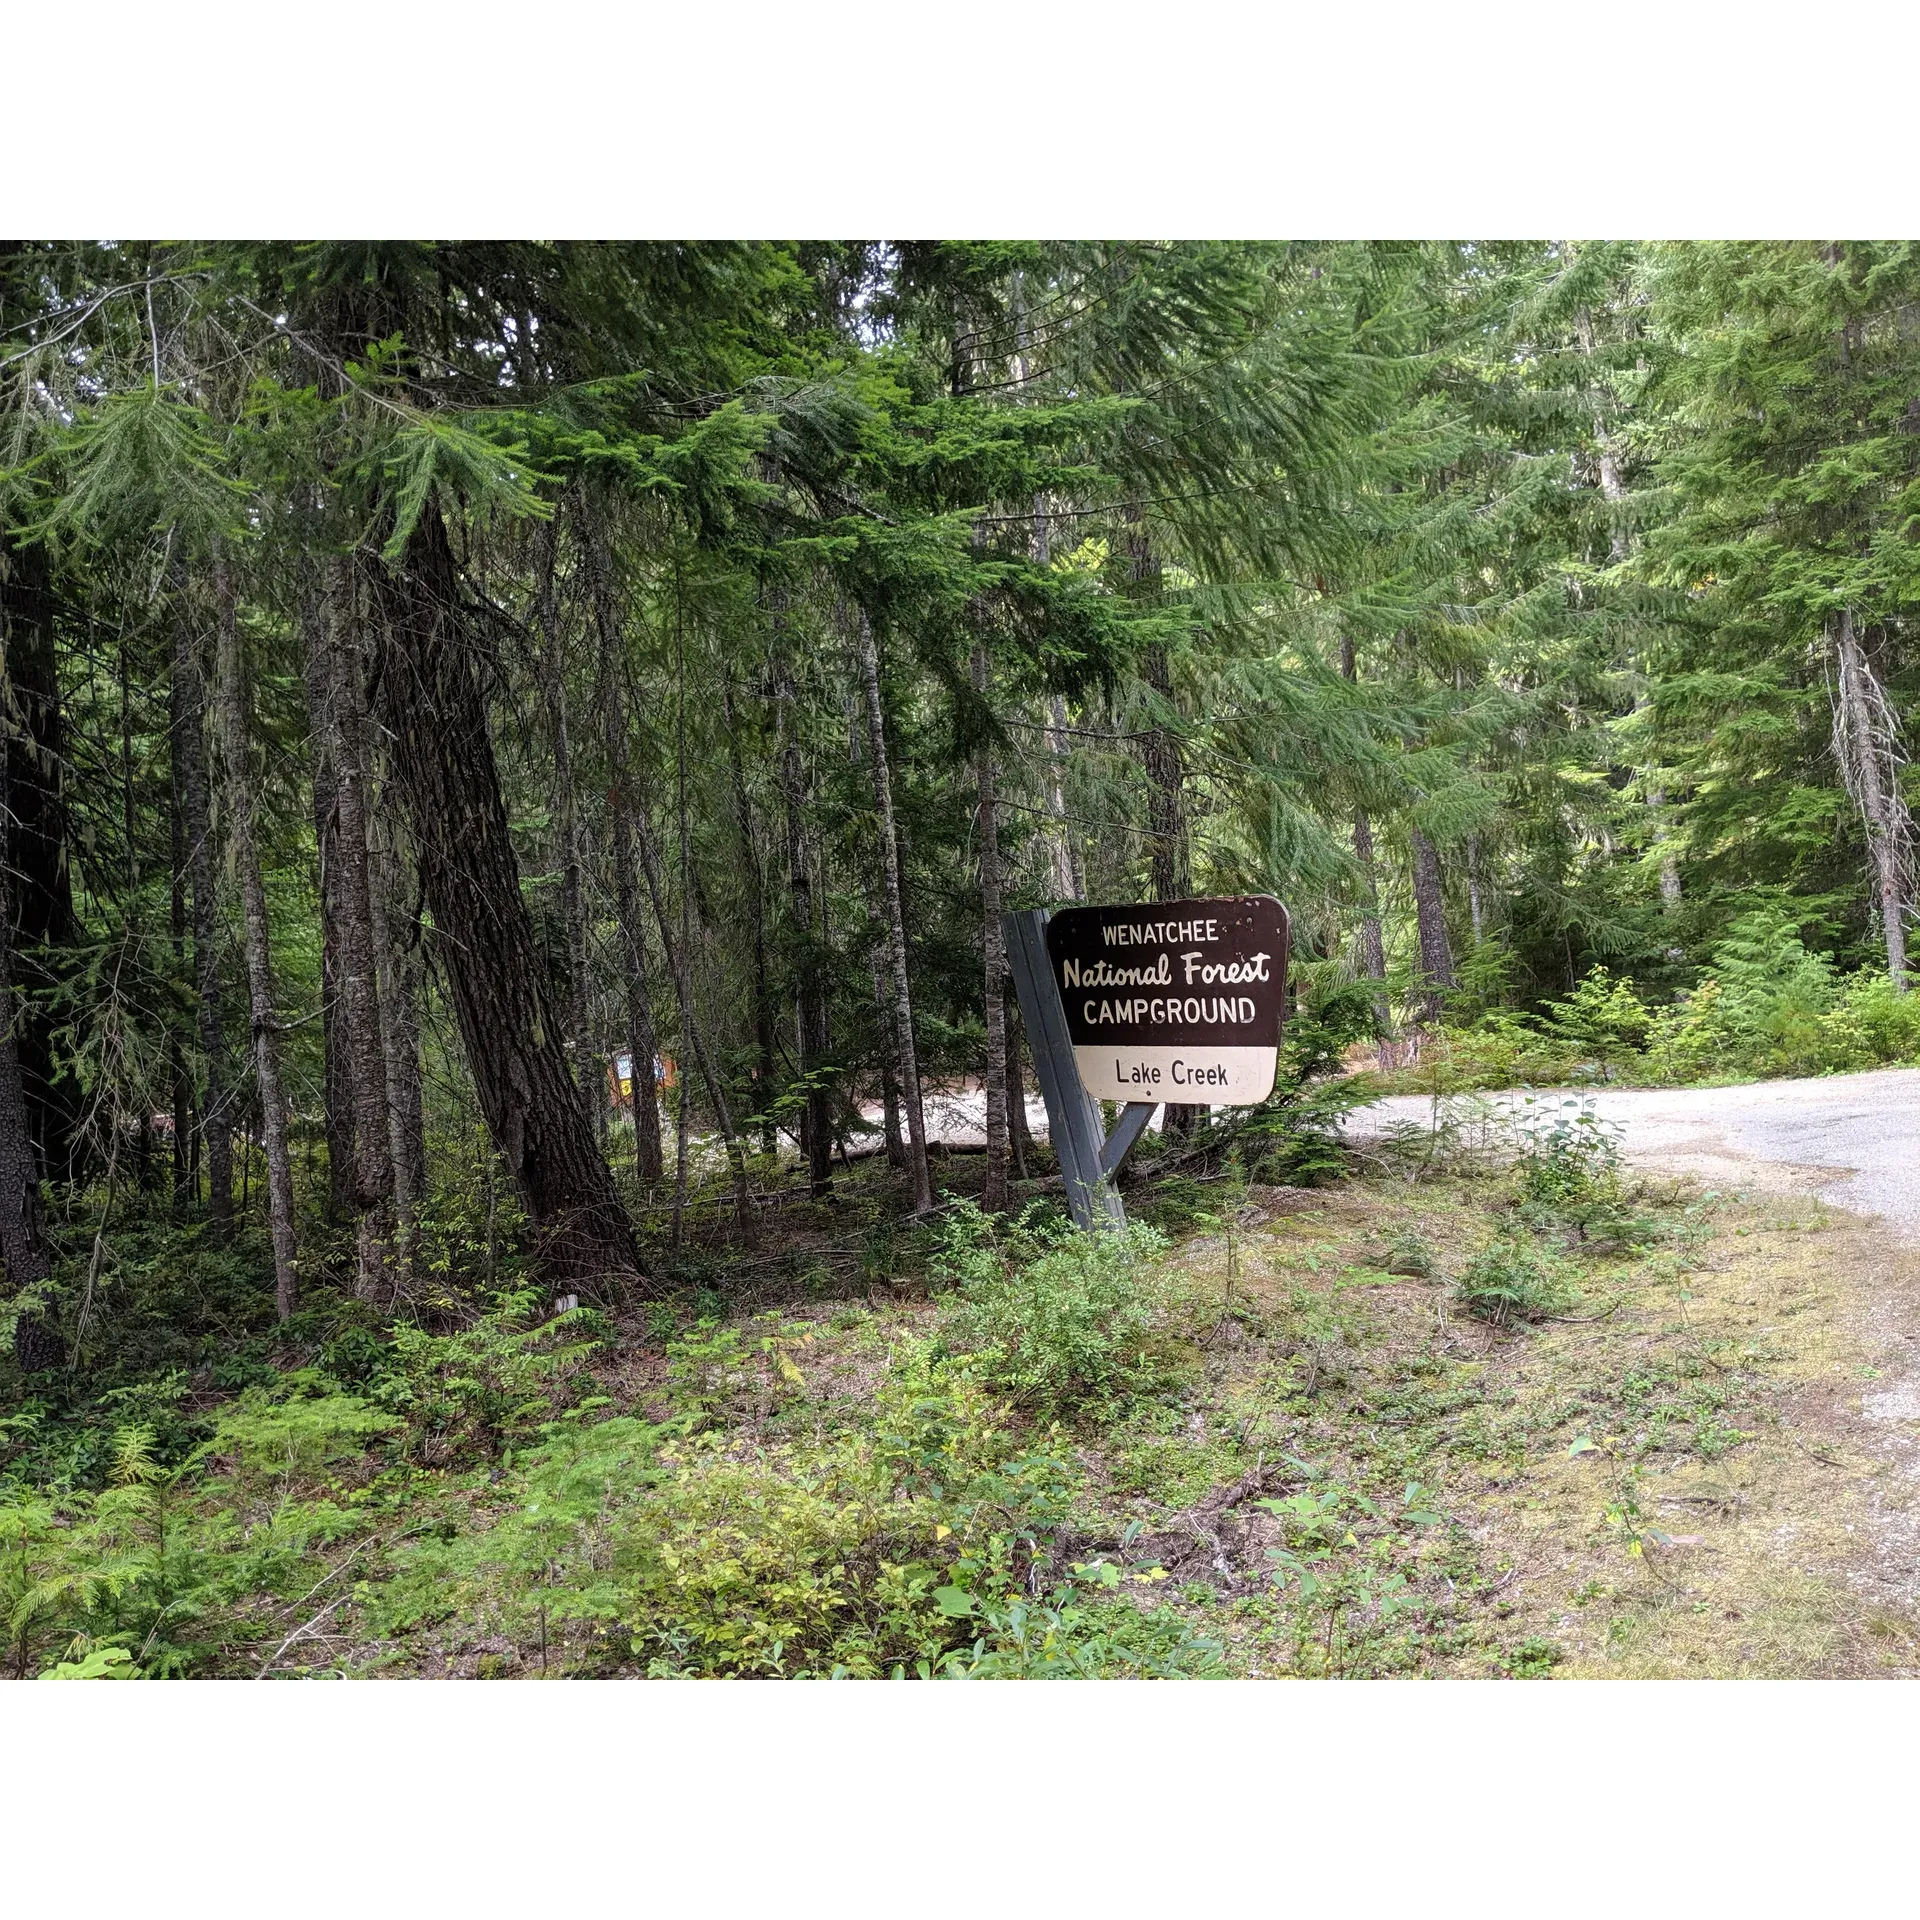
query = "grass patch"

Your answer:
(6, 1144), (1916, 1679)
